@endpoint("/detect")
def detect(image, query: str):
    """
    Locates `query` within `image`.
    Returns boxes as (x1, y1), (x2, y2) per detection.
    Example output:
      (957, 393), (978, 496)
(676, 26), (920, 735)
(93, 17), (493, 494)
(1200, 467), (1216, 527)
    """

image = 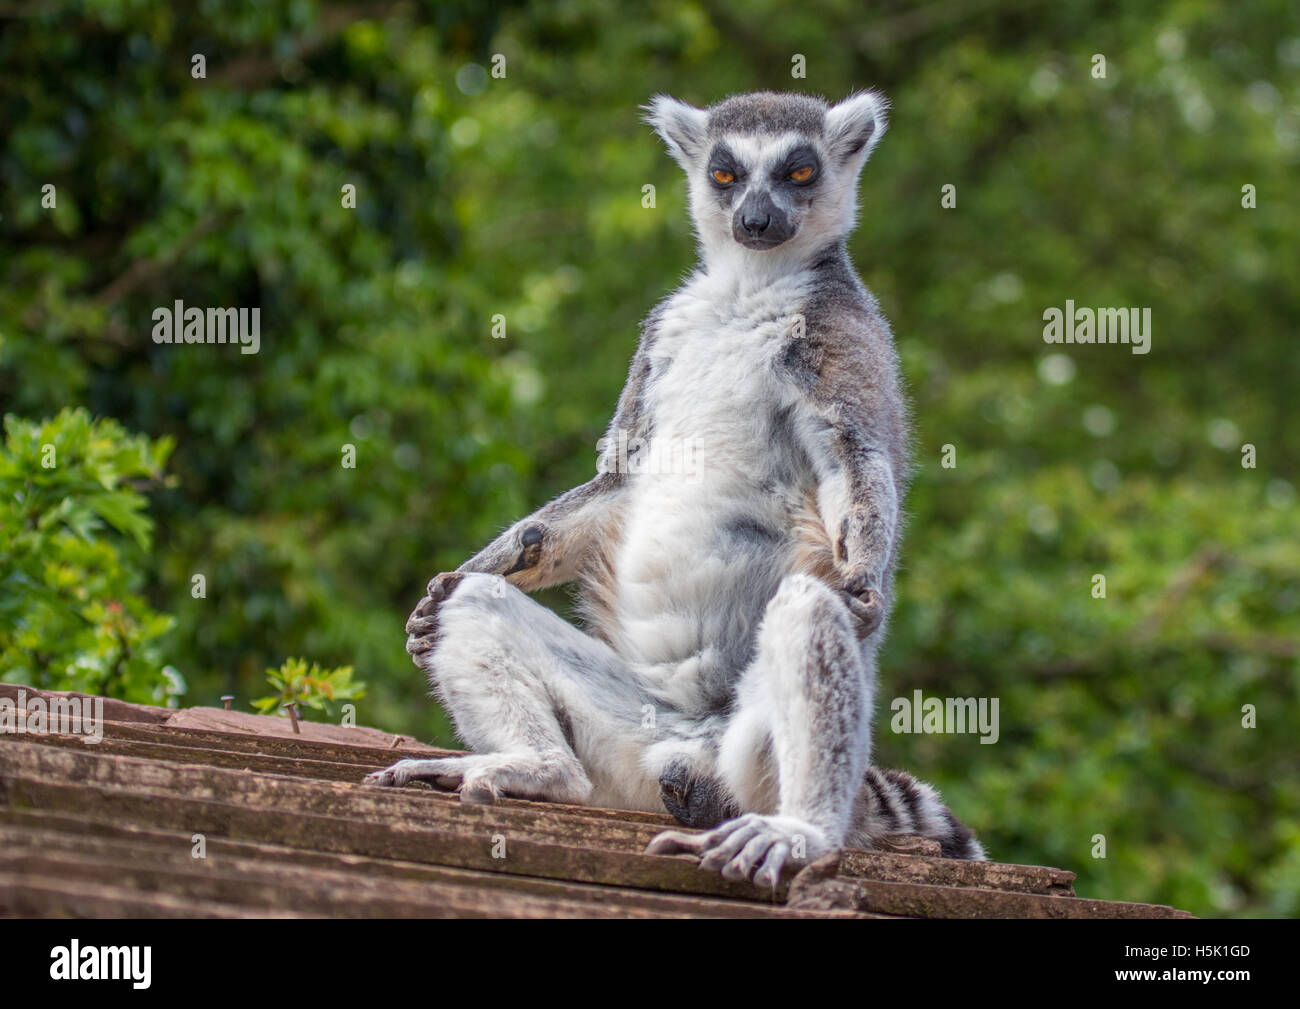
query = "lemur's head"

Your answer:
(645, 90), (888, 263)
